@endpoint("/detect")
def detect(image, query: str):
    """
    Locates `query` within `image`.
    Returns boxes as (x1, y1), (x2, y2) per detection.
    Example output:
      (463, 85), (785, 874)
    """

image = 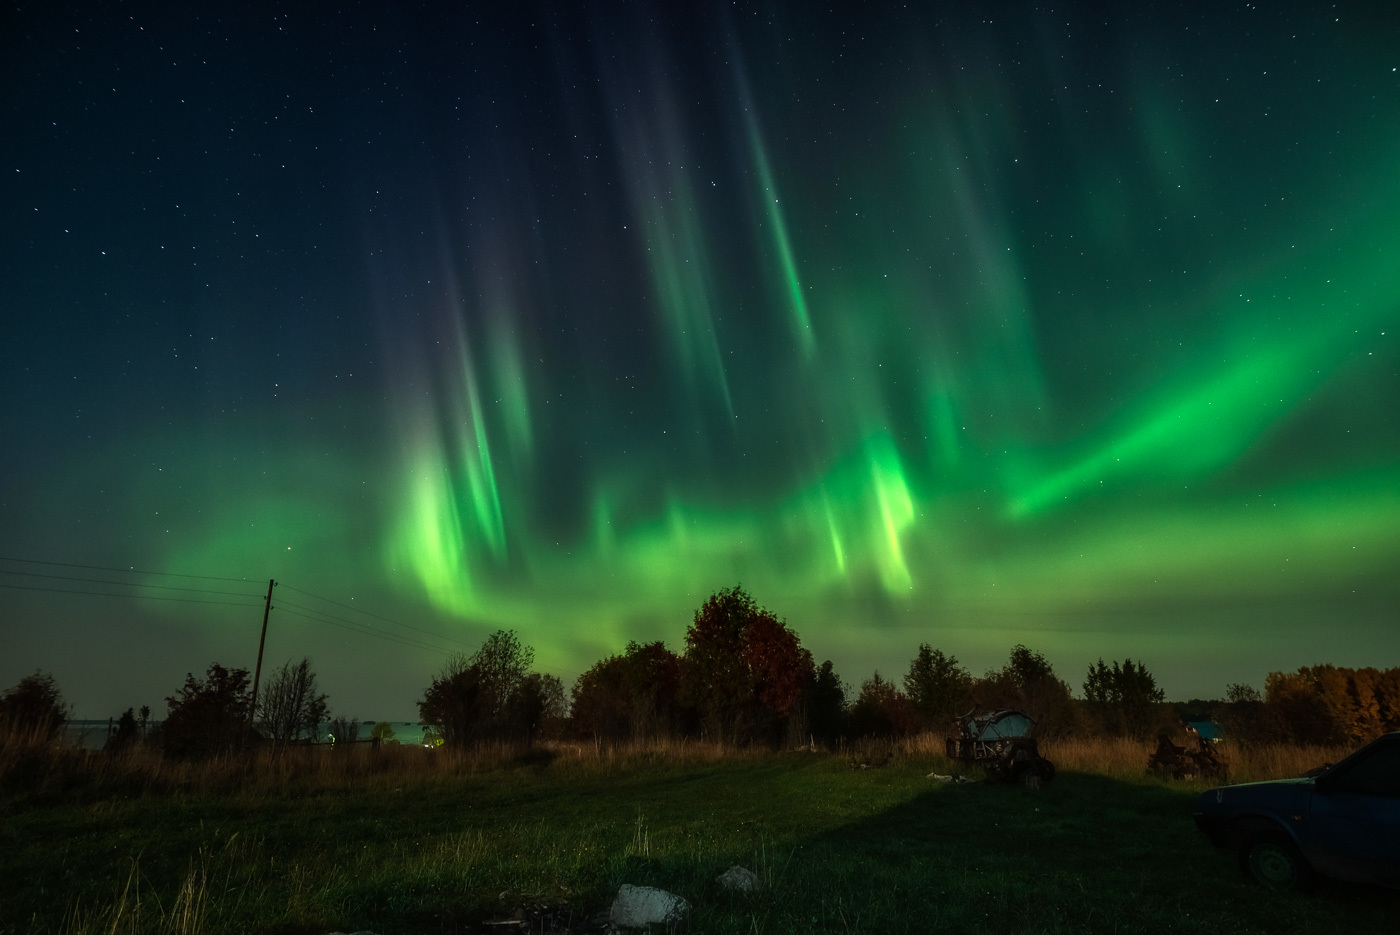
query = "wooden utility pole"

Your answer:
(247, 578), (276, 737)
